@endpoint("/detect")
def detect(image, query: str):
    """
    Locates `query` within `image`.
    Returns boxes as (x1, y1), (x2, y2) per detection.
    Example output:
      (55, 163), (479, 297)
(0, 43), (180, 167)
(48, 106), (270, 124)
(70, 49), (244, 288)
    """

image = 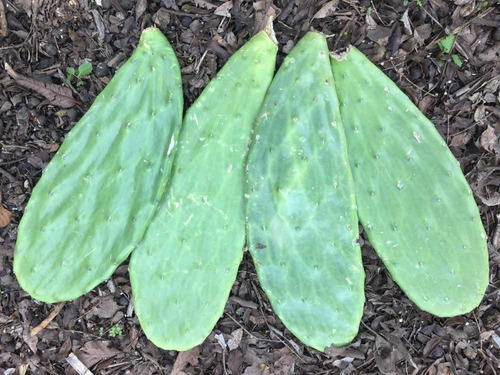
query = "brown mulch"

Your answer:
(1, 0), (500, 374)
